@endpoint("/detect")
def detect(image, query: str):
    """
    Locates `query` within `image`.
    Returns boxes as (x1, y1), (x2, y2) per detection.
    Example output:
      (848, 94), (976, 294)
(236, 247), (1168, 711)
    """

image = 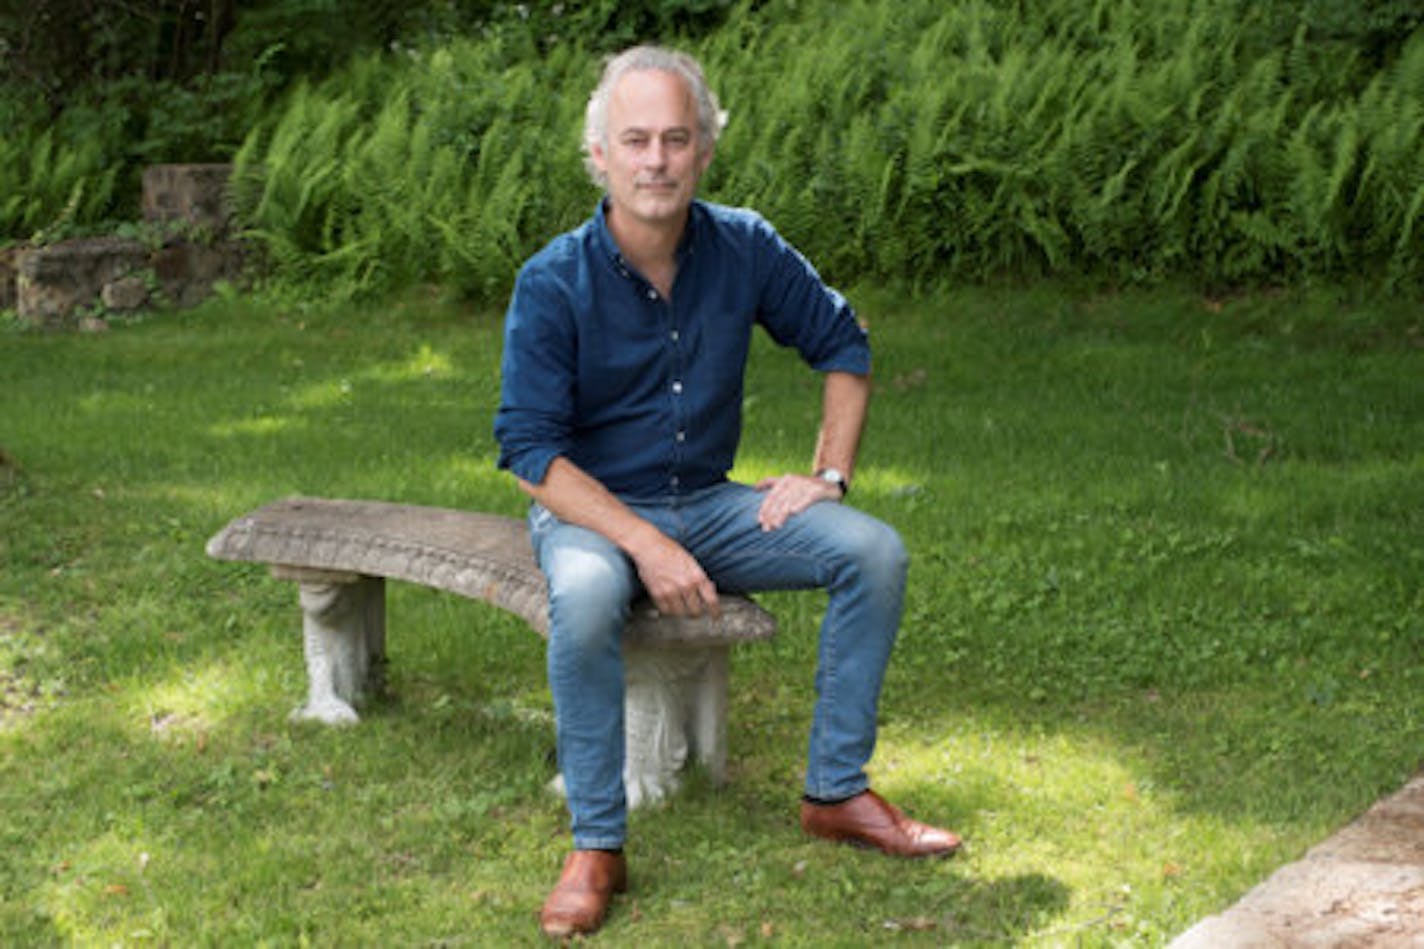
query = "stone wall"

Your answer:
(8, 164), (247, 330)
(16, 237), (148, 325)
(0, 246), (21, 312)
(142, 163), (235, 234)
